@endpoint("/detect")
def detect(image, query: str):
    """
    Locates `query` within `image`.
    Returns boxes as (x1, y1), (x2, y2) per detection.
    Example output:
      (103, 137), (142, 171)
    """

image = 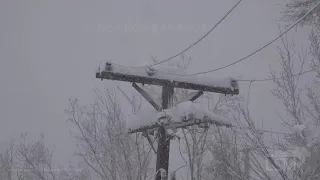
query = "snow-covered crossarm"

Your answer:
(96, 62), (239, 95)
(126, 101), (233, 133)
